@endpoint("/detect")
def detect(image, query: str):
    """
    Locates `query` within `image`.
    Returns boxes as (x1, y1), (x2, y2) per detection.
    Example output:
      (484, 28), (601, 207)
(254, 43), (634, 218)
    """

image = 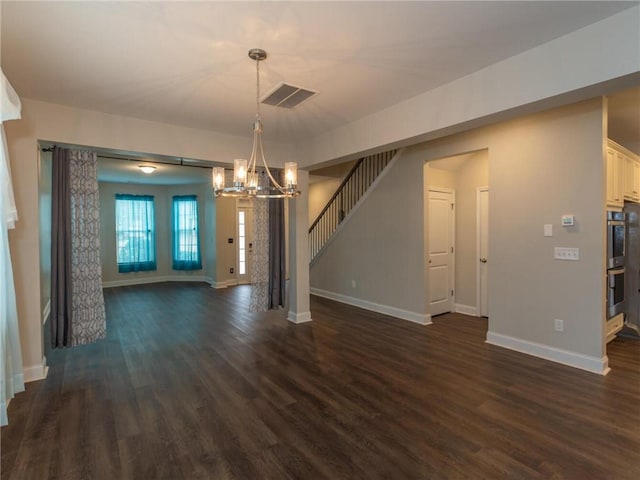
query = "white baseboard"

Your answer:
(23, 356), (49, 383)
(287, 311), (312, 324)
(486, 331), (609, 375)
(311, 287), (431, 325)
(42, 299), (51, 326)
(212, 279), (239, 289)
(454, 303), (478, 316)
(102, 275), (210, 288)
